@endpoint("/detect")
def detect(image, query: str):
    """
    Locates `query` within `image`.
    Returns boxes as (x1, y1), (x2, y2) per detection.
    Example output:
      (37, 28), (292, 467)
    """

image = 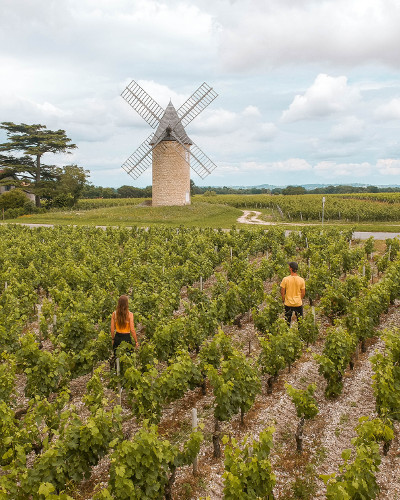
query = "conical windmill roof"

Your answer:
(150, 101), (193, 145)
